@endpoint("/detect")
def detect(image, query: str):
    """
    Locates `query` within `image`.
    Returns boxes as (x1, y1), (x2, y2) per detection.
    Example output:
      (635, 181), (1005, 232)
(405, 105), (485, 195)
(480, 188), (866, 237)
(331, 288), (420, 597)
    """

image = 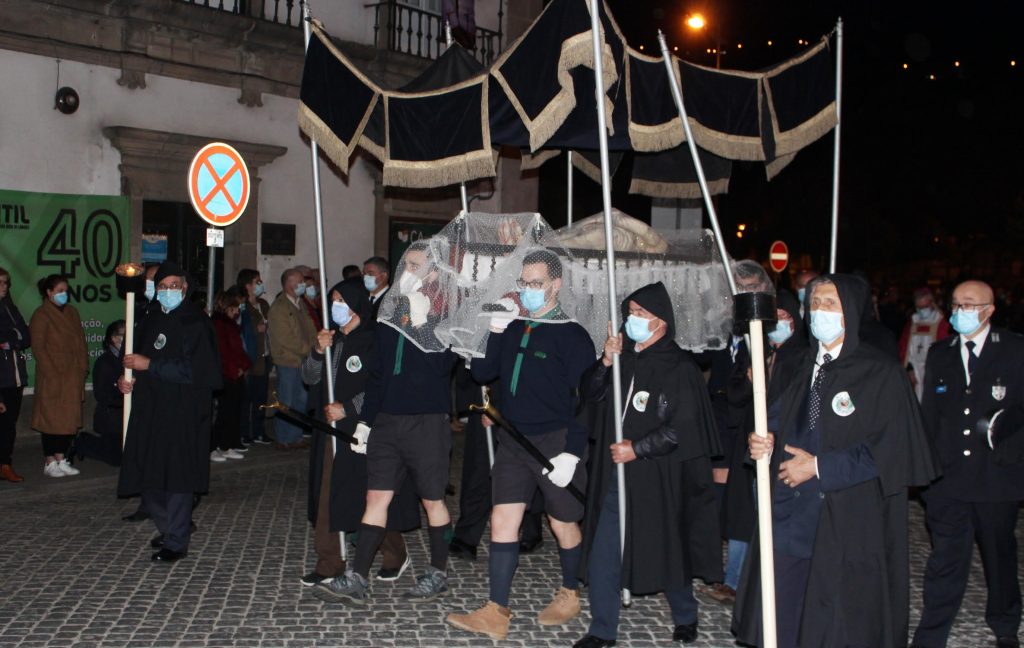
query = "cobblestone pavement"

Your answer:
(0, 430), (1020, 647)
